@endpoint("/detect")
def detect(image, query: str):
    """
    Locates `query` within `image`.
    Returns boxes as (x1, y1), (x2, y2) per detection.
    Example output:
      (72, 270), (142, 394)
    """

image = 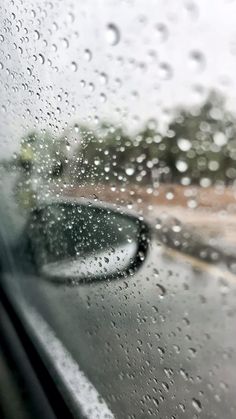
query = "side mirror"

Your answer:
(26, 201), (150, 283)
